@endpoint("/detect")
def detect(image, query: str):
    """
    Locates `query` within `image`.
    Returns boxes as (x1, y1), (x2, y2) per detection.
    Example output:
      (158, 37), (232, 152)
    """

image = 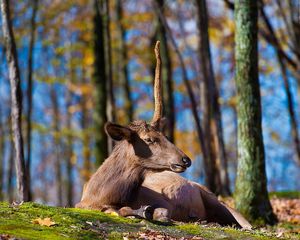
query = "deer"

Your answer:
(76, 41), (252, 229)
(76, 42), (192, 218)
